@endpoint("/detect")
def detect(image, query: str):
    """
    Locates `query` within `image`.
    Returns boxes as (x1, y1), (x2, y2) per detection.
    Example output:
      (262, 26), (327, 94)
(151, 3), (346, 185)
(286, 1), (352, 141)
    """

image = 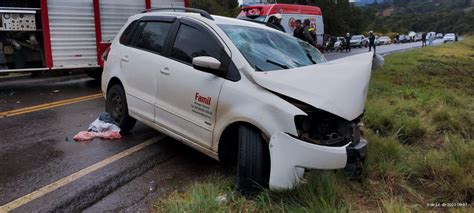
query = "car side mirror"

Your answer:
(192, 56), (223, 76)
